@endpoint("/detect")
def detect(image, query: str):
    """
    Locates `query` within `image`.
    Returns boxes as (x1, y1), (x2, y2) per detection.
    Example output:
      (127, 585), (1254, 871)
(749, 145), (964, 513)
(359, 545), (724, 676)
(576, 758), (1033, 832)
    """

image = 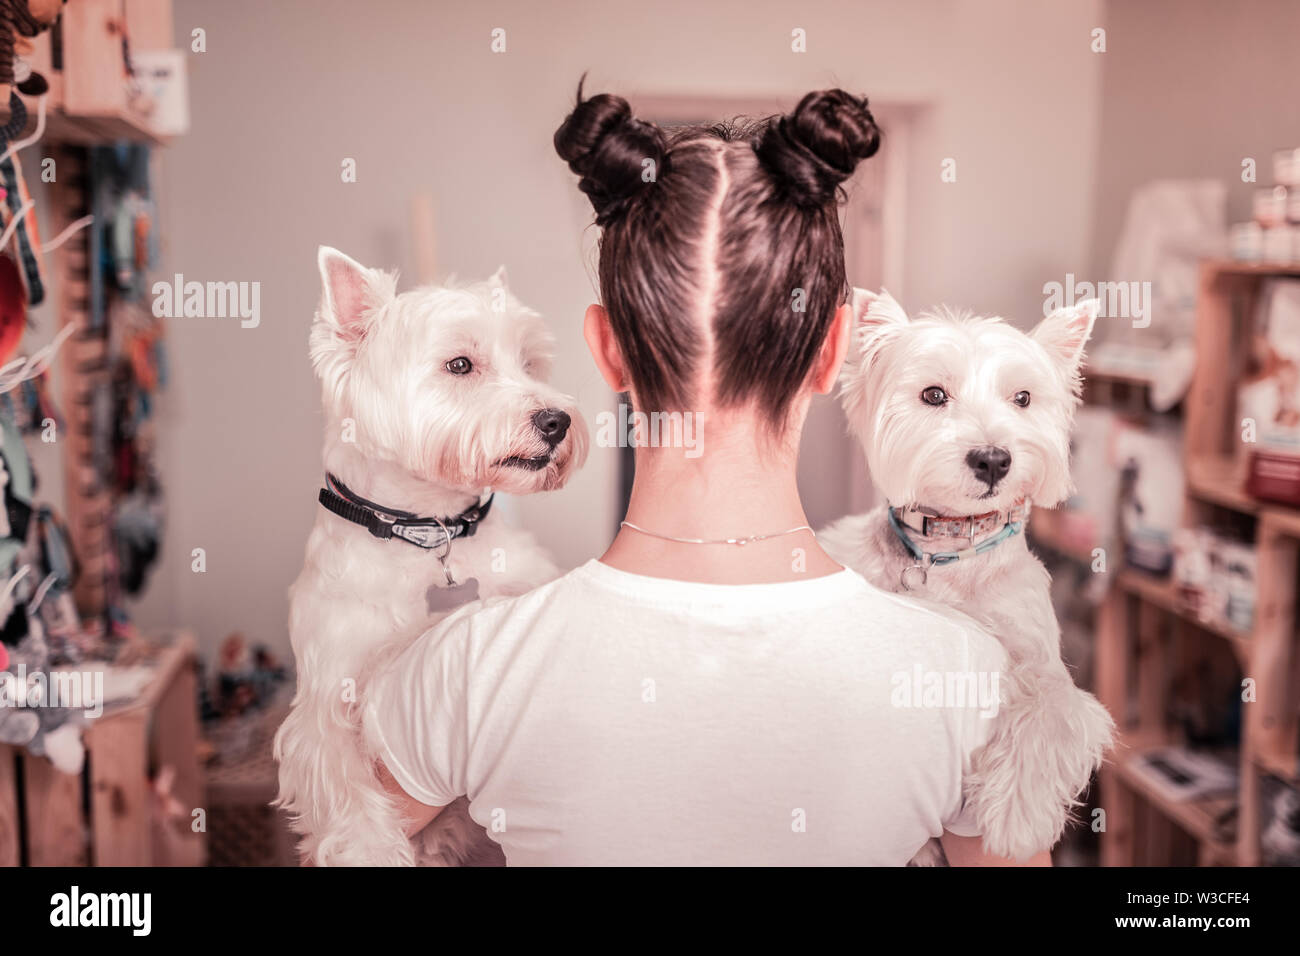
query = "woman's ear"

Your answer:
(811, 302), (853, 395)
(583, 304), (628, 392)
